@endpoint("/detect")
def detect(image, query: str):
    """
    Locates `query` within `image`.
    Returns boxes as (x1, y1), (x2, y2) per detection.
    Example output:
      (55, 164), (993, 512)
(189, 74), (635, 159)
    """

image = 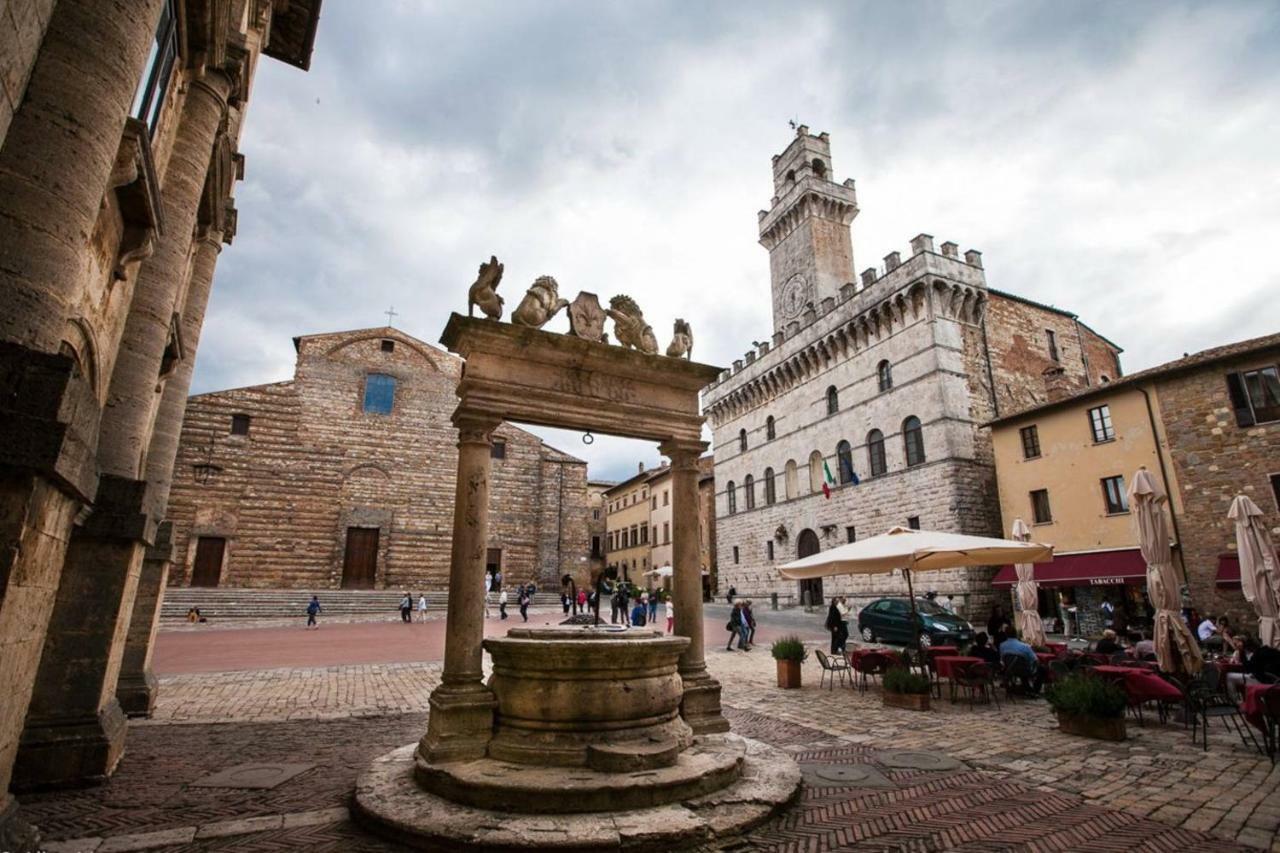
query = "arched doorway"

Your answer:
(796, 528), (823, 606)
